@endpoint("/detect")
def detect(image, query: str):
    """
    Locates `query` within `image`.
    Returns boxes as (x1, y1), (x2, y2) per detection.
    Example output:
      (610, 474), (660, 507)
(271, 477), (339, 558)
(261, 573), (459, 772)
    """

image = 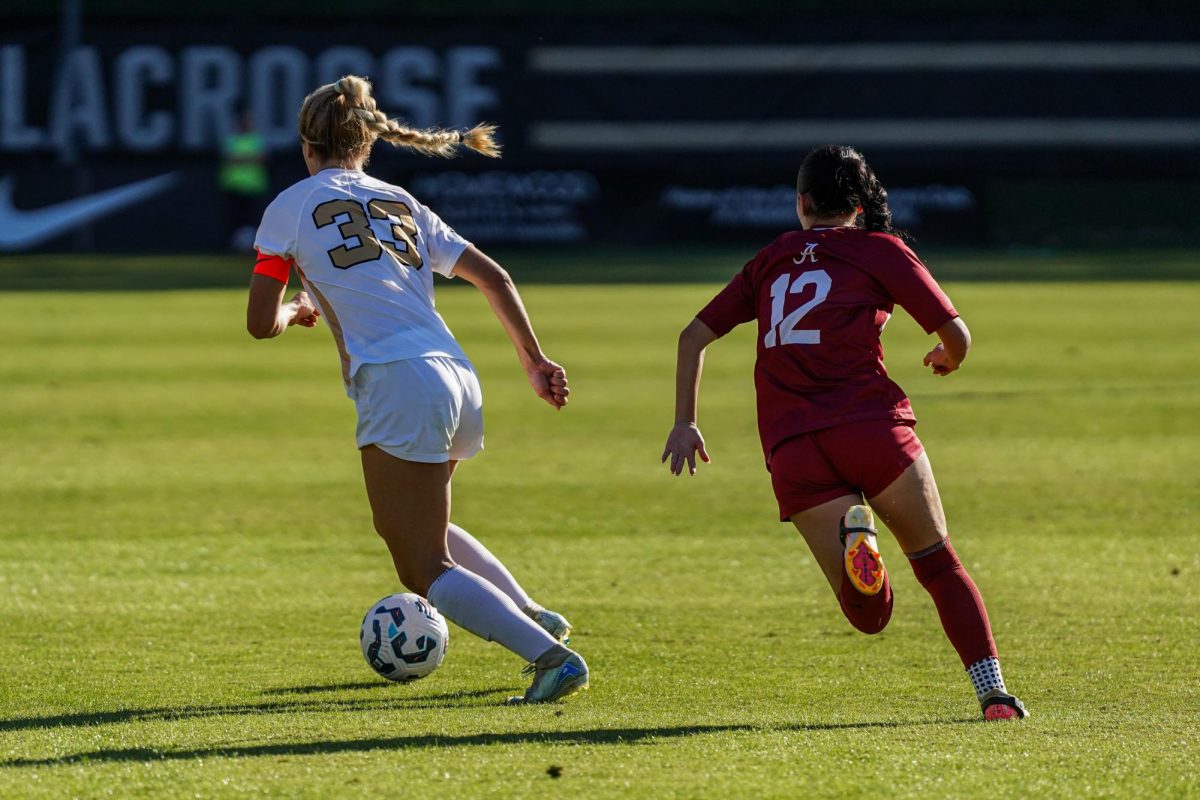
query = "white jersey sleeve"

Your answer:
(254, 192), (301, 259)
(414, 201), (471, 278)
